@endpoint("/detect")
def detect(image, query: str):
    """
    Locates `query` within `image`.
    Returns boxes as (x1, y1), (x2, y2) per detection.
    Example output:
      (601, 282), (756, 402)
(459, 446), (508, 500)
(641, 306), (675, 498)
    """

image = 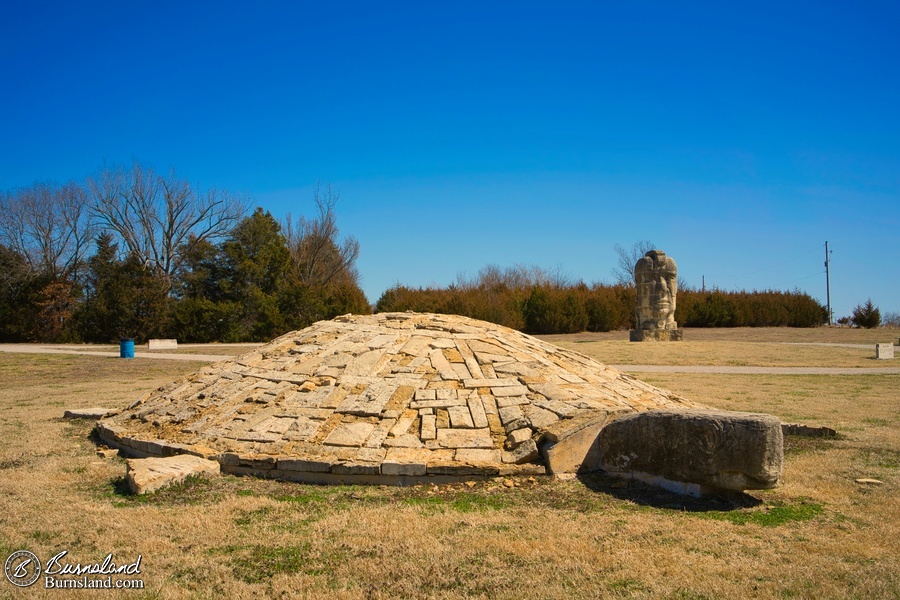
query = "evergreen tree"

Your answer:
(75, 234), (171, 342)
(0, 245), (38, 341)
(219, 208), (292, 341)
(851, 299), (881, 329)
